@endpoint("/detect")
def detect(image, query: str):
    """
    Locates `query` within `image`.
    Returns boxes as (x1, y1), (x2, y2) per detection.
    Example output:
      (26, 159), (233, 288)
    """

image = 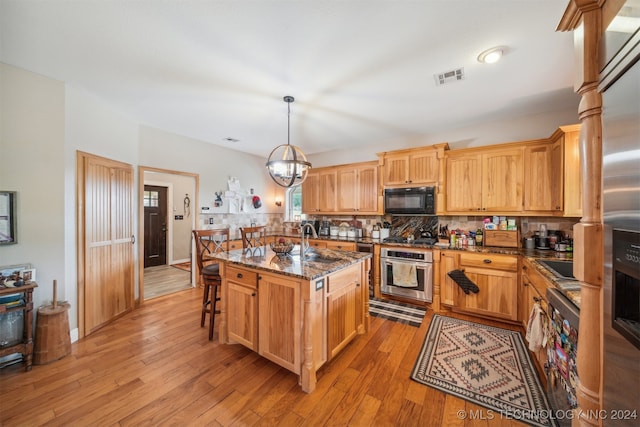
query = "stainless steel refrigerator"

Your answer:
(601, 23), (640, 424)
